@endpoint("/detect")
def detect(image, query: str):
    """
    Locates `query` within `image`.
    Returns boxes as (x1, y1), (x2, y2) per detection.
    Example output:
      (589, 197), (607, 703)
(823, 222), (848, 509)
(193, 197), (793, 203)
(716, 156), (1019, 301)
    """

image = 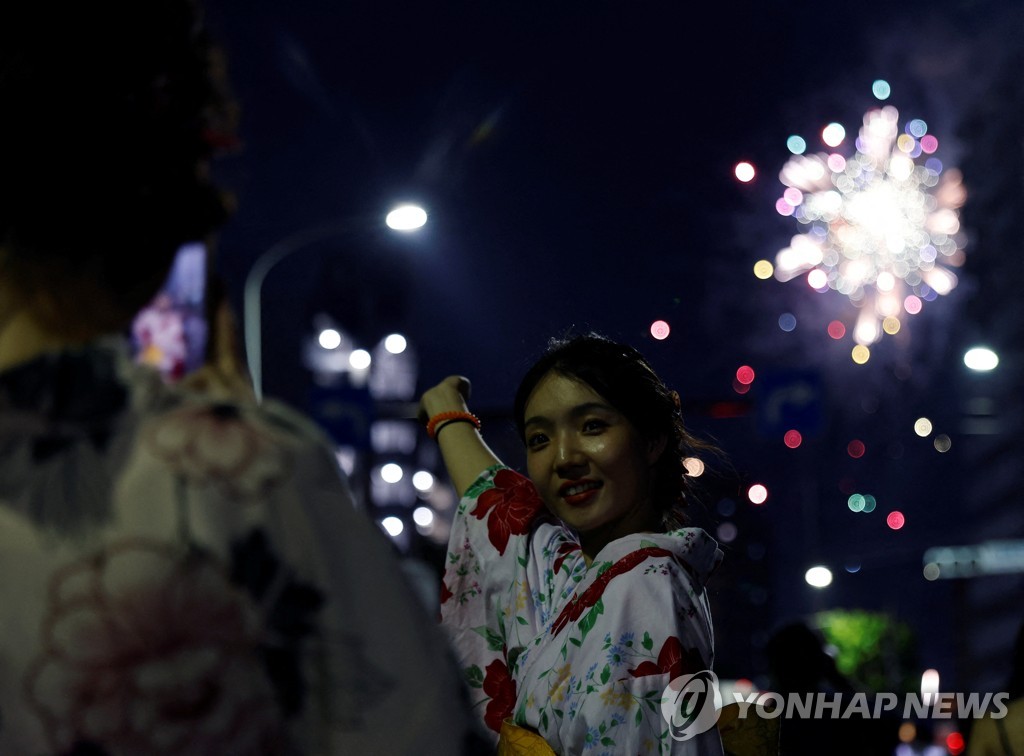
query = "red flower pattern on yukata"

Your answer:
(482, 659), (517, 734)
(628, 635), (706, 680)
(551, 547), (673, 635)
(471, 469), (544, 555)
